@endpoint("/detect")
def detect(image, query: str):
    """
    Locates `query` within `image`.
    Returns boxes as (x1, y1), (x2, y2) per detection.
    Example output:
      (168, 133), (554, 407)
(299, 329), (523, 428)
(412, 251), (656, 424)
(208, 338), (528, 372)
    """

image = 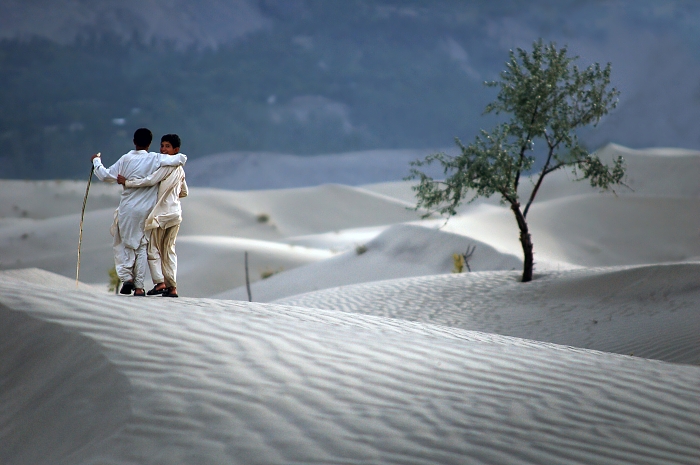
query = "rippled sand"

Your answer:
(1, 269), (699, 464)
